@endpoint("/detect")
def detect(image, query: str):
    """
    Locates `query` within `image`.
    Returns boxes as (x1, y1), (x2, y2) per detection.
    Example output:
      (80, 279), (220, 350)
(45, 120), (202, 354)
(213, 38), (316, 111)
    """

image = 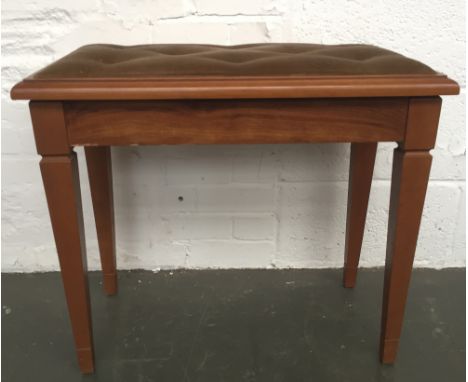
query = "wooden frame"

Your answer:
(26, 95), (444, 373)
(11, 74), (458, 100)
(64, 98), (408, 145)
